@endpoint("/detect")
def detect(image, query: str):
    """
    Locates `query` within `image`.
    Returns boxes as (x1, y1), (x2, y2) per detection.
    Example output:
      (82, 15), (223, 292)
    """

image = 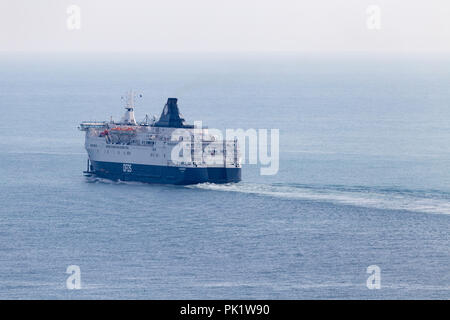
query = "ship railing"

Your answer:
(78, 121), (109, 131)
(166, 160), (206, 168)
